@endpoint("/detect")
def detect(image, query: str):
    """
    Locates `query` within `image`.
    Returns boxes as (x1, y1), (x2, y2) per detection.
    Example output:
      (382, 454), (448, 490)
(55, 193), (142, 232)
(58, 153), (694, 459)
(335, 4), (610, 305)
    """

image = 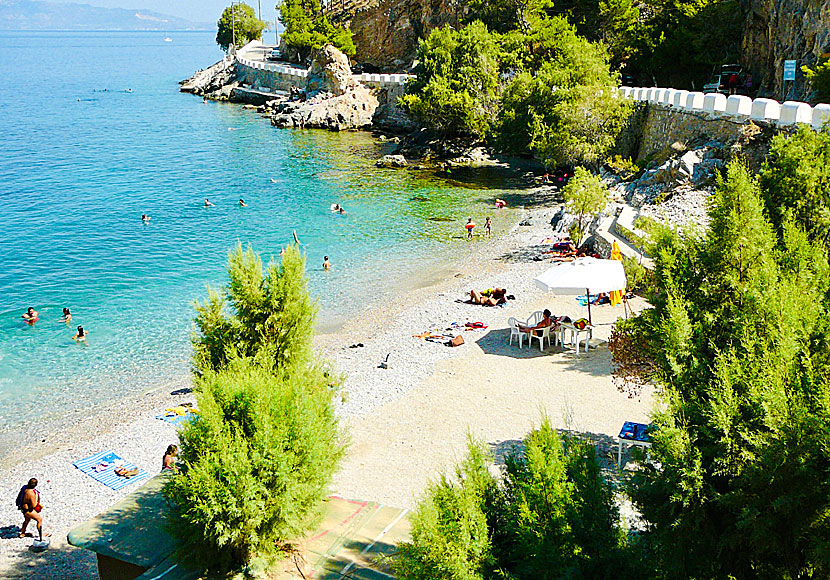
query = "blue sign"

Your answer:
(784, 59), (797, 81)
